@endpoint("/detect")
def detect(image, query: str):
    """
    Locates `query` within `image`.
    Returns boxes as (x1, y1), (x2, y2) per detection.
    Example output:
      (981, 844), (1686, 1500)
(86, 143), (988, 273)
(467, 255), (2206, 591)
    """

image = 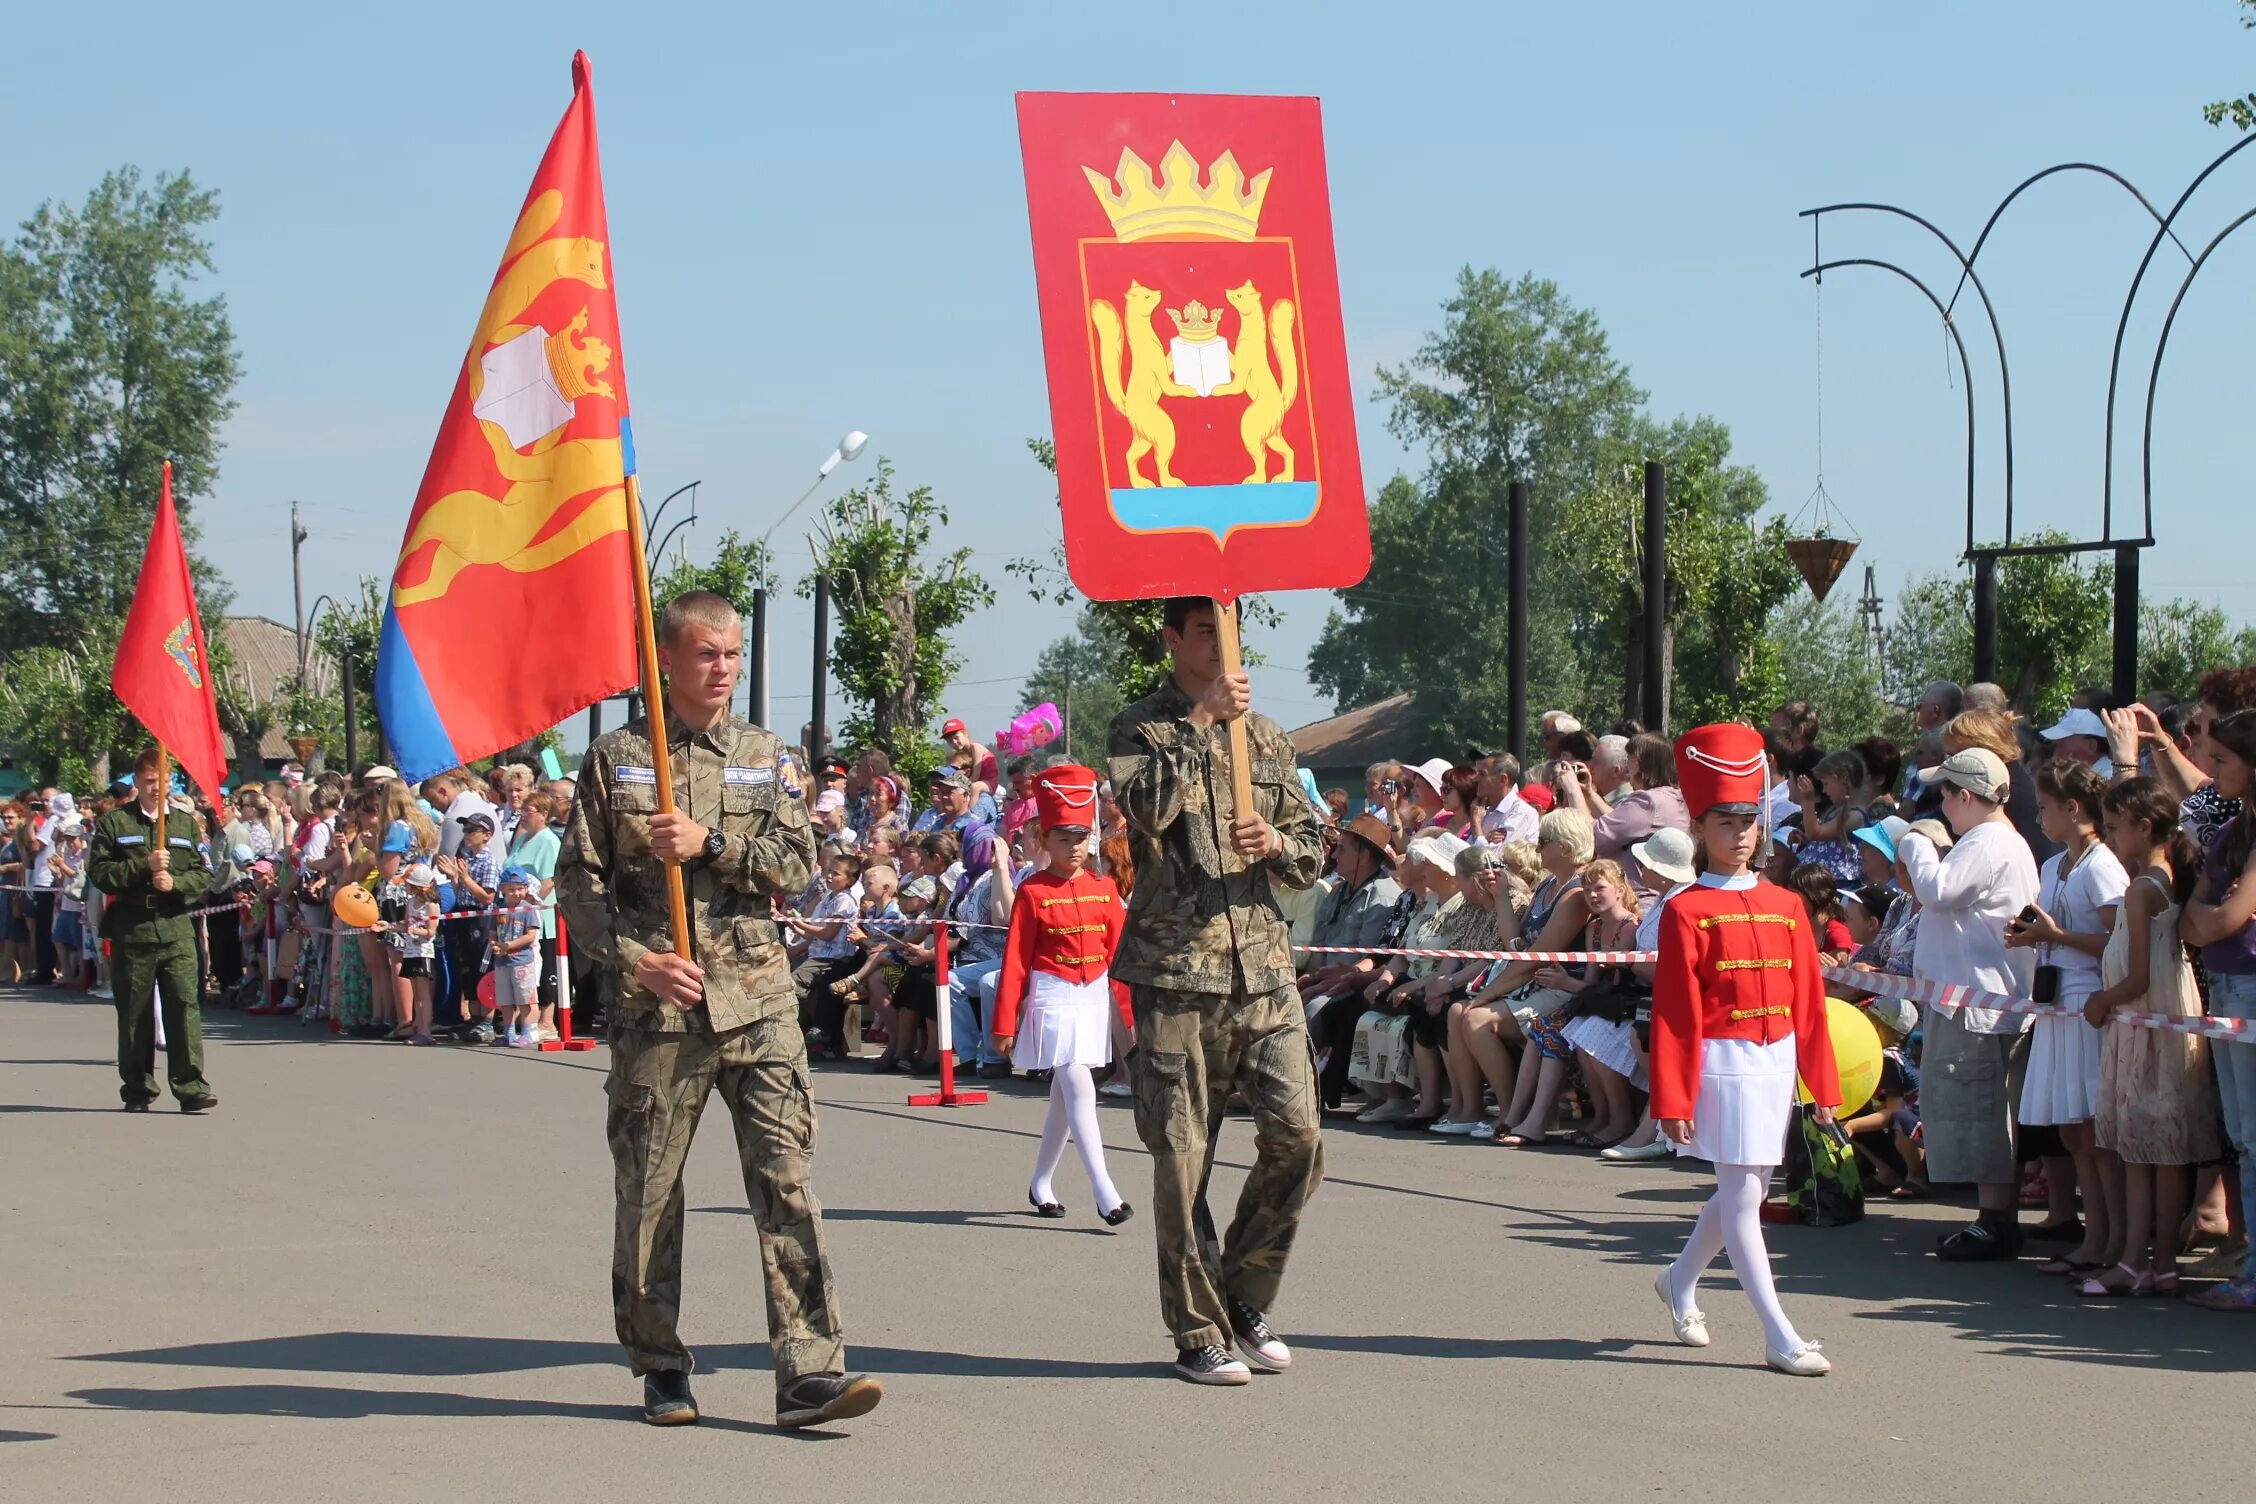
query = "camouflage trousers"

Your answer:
(1130, 982), (1325, 1351)
(606, 1014), (846, 1383)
